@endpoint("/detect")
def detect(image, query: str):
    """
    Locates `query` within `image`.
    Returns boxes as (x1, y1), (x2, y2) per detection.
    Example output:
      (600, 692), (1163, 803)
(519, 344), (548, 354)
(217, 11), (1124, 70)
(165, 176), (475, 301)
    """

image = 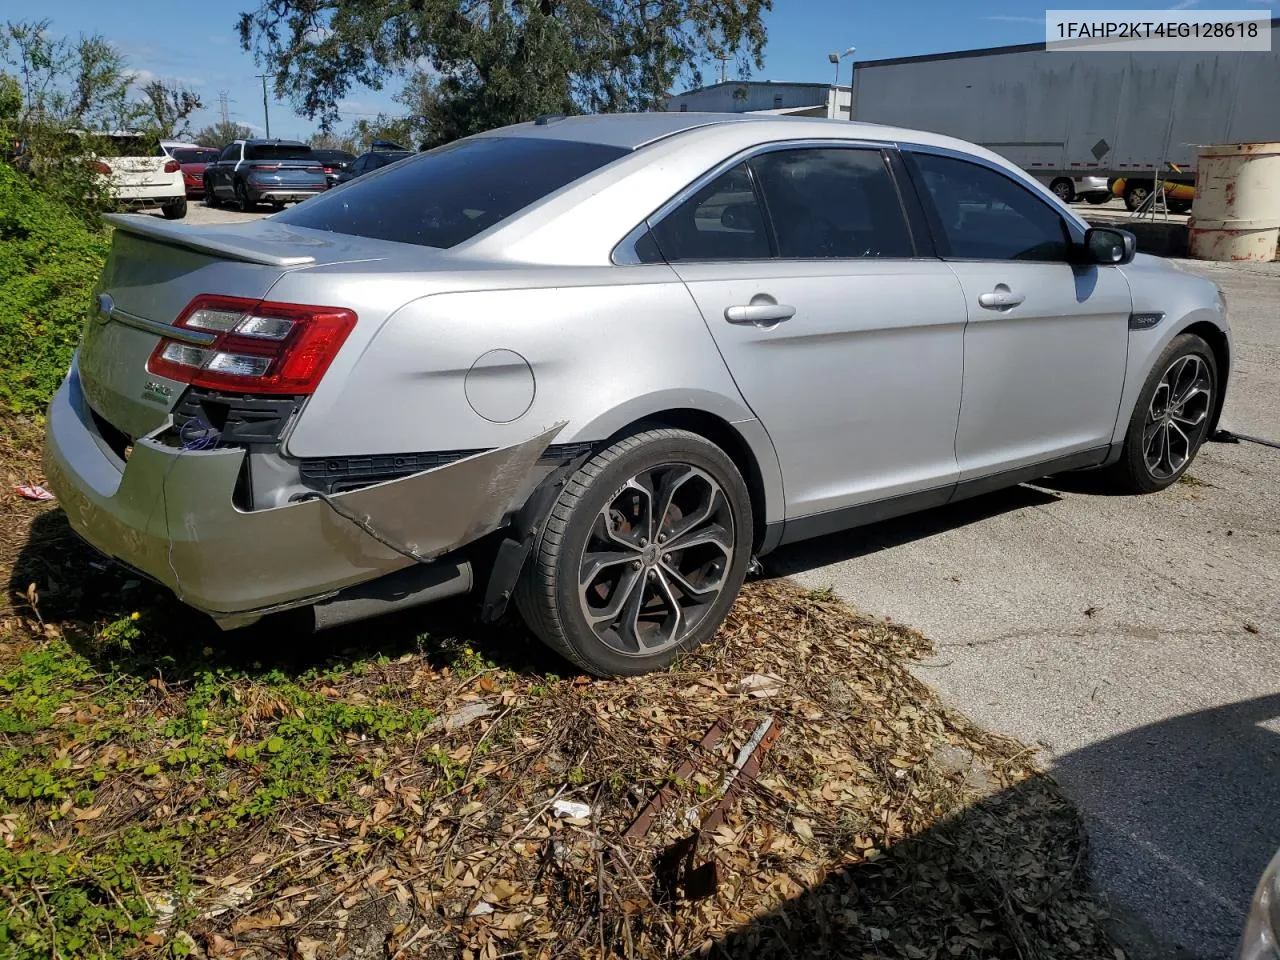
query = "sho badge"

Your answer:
(141, 380), (173, 404)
